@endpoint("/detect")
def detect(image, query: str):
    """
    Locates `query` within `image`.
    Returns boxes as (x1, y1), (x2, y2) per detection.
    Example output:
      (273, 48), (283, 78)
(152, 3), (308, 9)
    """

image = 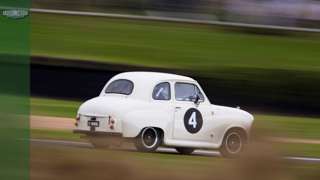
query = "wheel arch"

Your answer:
(121, 109), (170, 138)
(223, 126), (248, 144)
(137, 126), (165, 138)
(134, 126), (164, 152)
(219, 126), (249, 148)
